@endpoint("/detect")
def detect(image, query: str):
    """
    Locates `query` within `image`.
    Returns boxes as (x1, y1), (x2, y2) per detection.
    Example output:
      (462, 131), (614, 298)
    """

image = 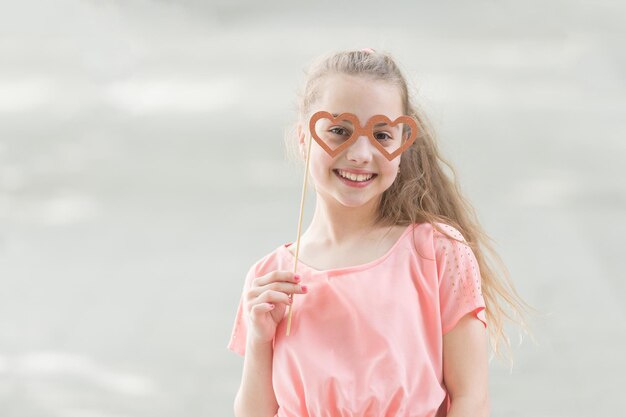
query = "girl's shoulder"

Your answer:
(429, 221), (467, 242)
(246, 244), (287, 275)
(407, 221), (469, 258)
(405, 220), (464, 240)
